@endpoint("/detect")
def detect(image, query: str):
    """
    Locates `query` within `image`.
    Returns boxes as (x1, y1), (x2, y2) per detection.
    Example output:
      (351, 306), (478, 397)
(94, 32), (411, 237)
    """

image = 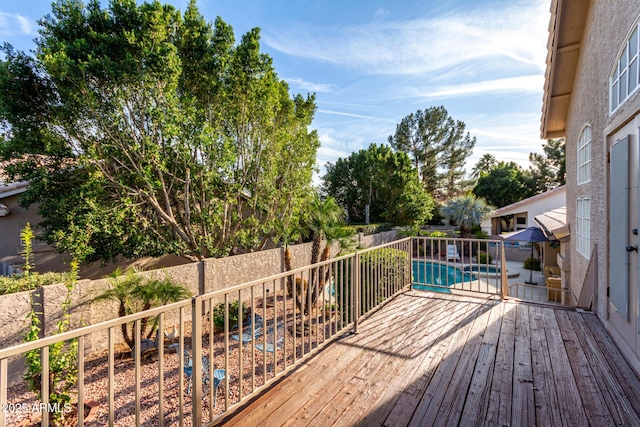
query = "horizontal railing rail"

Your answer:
(0, 238), (412, 427)
(508, 282), (571, 305)
(410, 236), (506, 298)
